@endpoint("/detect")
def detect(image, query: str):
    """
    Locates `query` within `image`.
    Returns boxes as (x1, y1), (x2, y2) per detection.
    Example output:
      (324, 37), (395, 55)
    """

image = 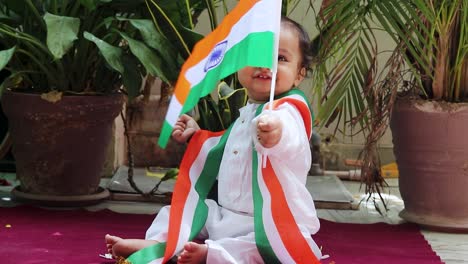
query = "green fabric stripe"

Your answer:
(181, 32), (274, 114)
(189, 125), (234, 240)
(127, 242), (166, 263)
(158, 120), (173, 148)
(252, 149), (281, 263)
